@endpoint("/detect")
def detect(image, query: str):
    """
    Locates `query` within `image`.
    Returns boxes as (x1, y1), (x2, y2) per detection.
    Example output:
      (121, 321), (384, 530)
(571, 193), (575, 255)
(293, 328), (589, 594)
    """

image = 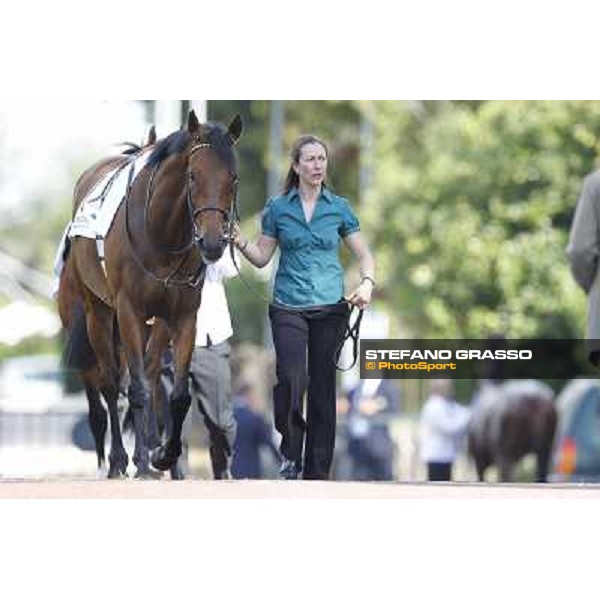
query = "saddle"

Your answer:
(60, 150), (153, 307)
